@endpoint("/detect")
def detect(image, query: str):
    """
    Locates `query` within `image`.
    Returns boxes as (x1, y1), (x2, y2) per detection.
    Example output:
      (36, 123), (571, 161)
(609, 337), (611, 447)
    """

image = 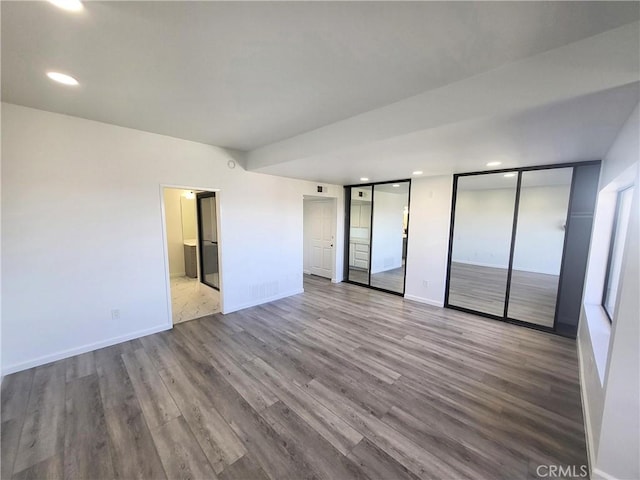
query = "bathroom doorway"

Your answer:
(162, 187), (221, 324)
